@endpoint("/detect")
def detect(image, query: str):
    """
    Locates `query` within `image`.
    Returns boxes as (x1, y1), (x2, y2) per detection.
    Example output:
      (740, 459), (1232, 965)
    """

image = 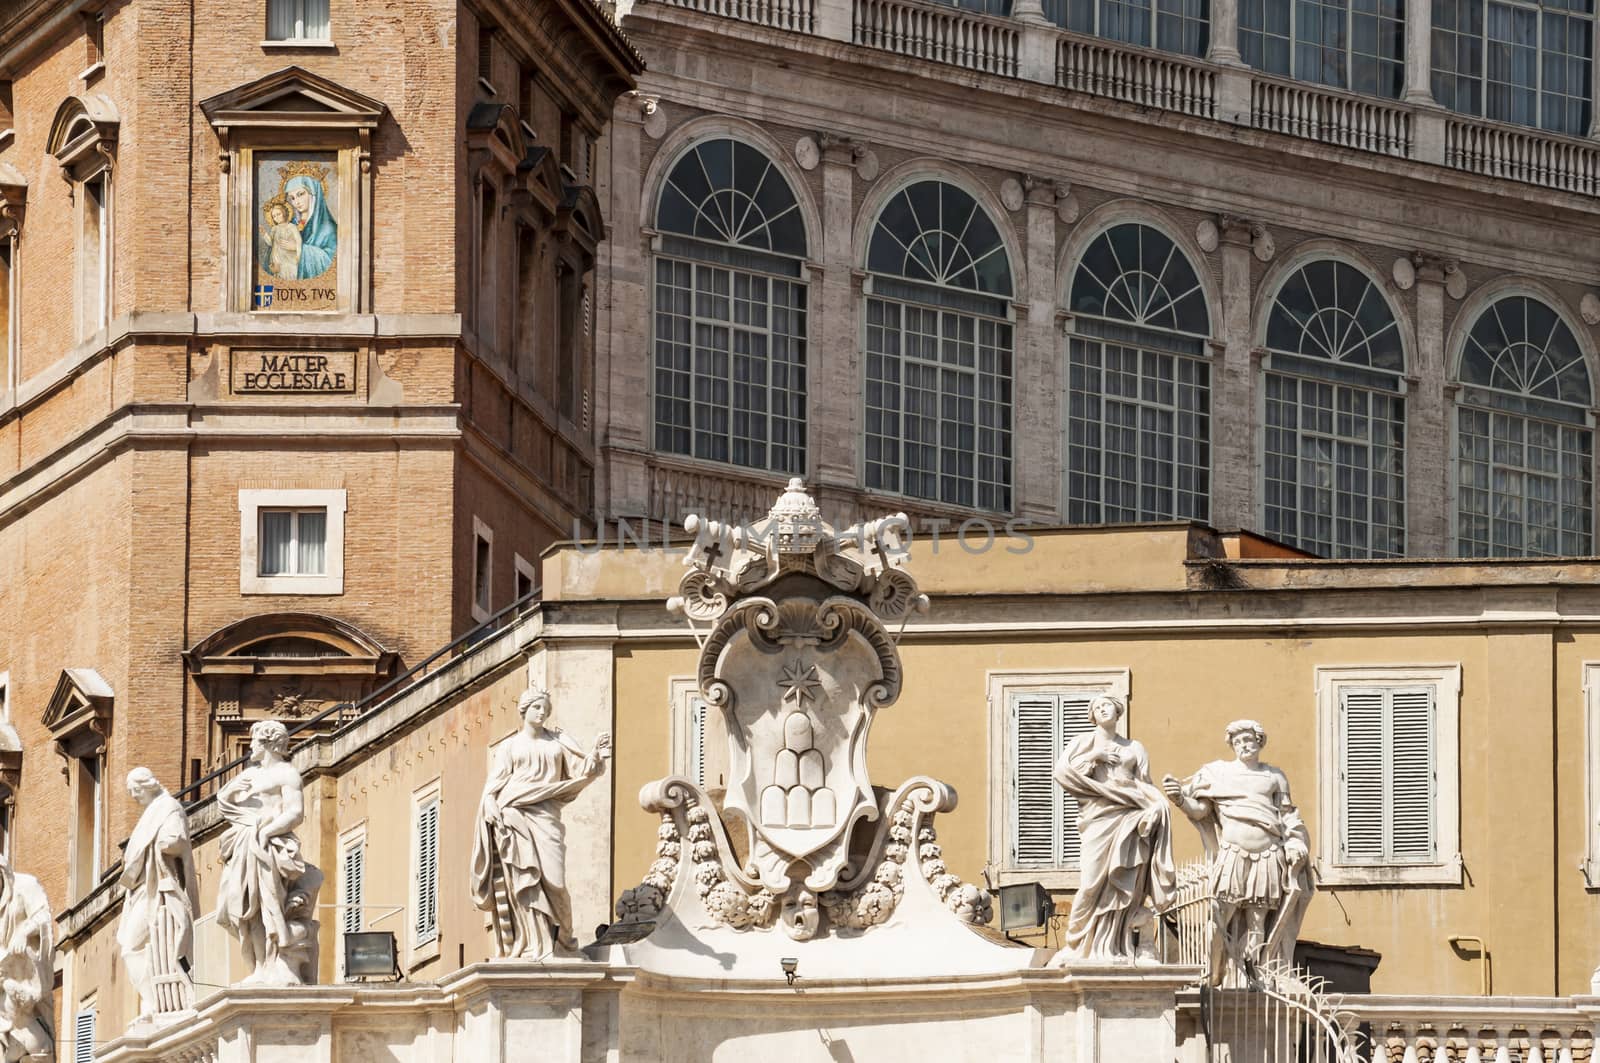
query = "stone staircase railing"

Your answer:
(641, 0), (1600, 199)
